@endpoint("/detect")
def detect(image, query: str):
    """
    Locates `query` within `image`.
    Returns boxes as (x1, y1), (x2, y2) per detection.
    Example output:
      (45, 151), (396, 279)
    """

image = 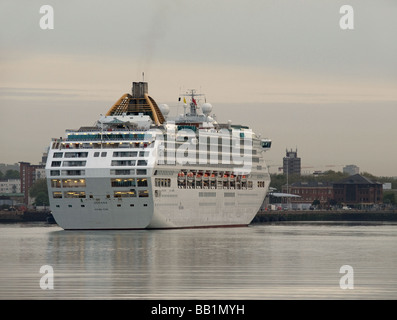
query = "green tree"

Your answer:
(33, 192), (49, 206)
(312, 199), (320, 207)
(270, 171), (350, 192)
(383, 192), (396, 205)
(4, 170), (20, 179)
(29, 179), (49, 206)
(329, 199), (338, 207)
(269, 174), (286, 192)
